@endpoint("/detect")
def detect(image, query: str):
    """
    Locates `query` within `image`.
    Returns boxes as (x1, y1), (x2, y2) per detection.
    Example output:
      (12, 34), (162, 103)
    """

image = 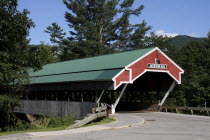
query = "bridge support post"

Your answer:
(96, 90), (105, 104)
(159, 81), (176, 106)
(112, 84), (128, 114)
